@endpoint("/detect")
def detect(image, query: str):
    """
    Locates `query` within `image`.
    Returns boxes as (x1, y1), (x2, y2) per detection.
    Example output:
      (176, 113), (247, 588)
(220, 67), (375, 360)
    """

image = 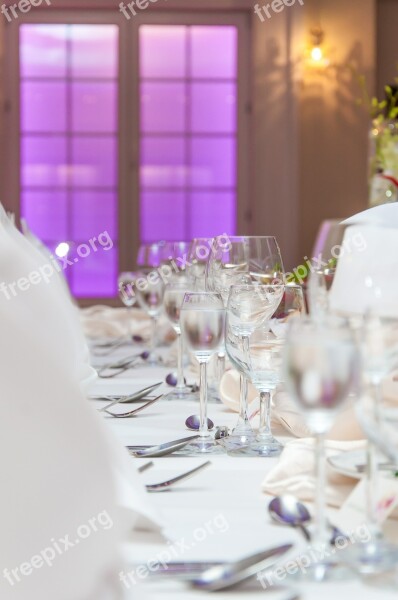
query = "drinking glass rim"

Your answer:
(213, 235), (278, 241)
(181, 291), (224, 307)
